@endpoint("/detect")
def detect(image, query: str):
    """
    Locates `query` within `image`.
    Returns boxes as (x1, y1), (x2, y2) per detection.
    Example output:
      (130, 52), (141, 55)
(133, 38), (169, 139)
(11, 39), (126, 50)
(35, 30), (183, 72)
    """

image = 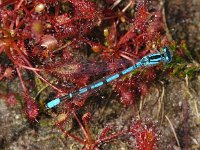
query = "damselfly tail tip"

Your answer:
(46, 98), (61, 109)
